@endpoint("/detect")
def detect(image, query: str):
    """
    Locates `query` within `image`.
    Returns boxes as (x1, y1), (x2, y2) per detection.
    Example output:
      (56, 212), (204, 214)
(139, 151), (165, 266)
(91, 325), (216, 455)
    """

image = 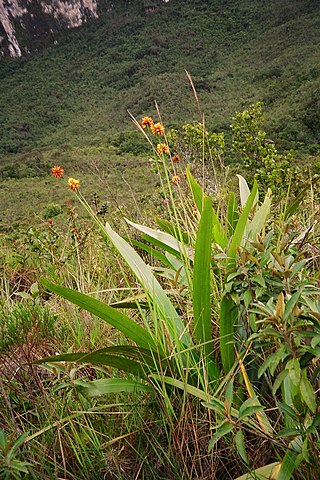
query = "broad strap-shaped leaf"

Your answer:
(77, 378), (152, 397)
(149, 374), (210, 401)
(41, 278), (157, 351)
(193, 195), (215, 359)
(186, 164), (206, 212)
(227, 191), (238, 237)
(128, 238), (175, 269)
(104, 222), (191, 347)
(155, 217), (190, 244)
(219, 295), (237, 373)
(227, 181), (258, 263)
(34, 346), (167, 377)
(186, 166), (227, 248)
(212, 216), (228, 249)
(247, 188), (272, 242)
(126, 219), (193, 260)
(277, 449), (299, 480)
